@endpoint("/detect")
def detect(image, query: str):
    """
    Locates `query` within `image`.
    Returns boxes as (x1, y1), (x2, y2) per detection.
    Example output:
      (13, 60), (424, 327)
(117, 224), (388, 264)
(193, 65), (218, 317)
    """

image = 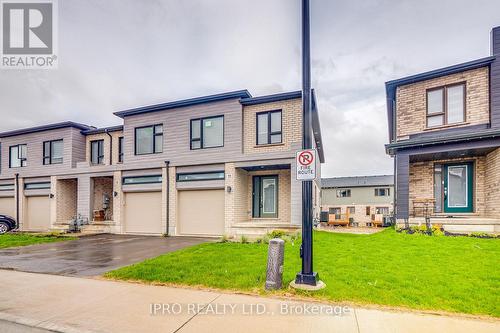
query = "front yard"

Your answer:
(0, 233), (74, 249)
(105, 228), (499, 317)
